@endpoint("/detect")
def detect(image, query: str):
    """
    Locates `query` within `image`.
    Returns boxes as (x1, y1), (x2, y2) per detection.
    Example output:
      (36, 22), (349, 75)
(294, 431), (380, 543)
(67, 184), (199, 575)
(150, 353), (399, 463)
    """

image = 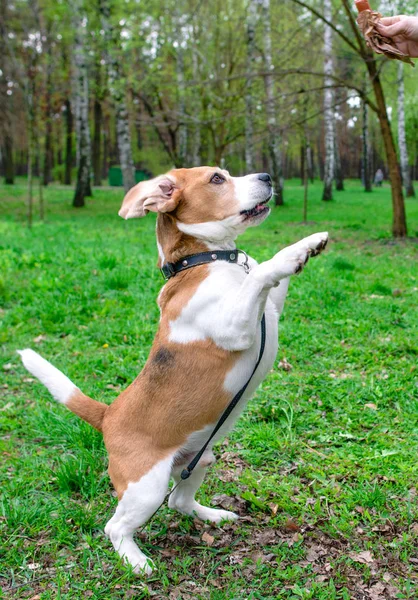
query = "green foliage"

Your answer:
(0, 180), (417, 598)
